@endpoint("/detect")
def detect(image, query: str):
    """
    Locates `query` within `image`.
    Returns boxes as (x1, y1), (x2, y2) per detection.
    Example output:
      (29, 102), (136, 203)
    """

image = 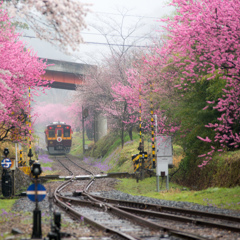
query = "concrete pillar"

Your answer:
(95, 113), (107, 141)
